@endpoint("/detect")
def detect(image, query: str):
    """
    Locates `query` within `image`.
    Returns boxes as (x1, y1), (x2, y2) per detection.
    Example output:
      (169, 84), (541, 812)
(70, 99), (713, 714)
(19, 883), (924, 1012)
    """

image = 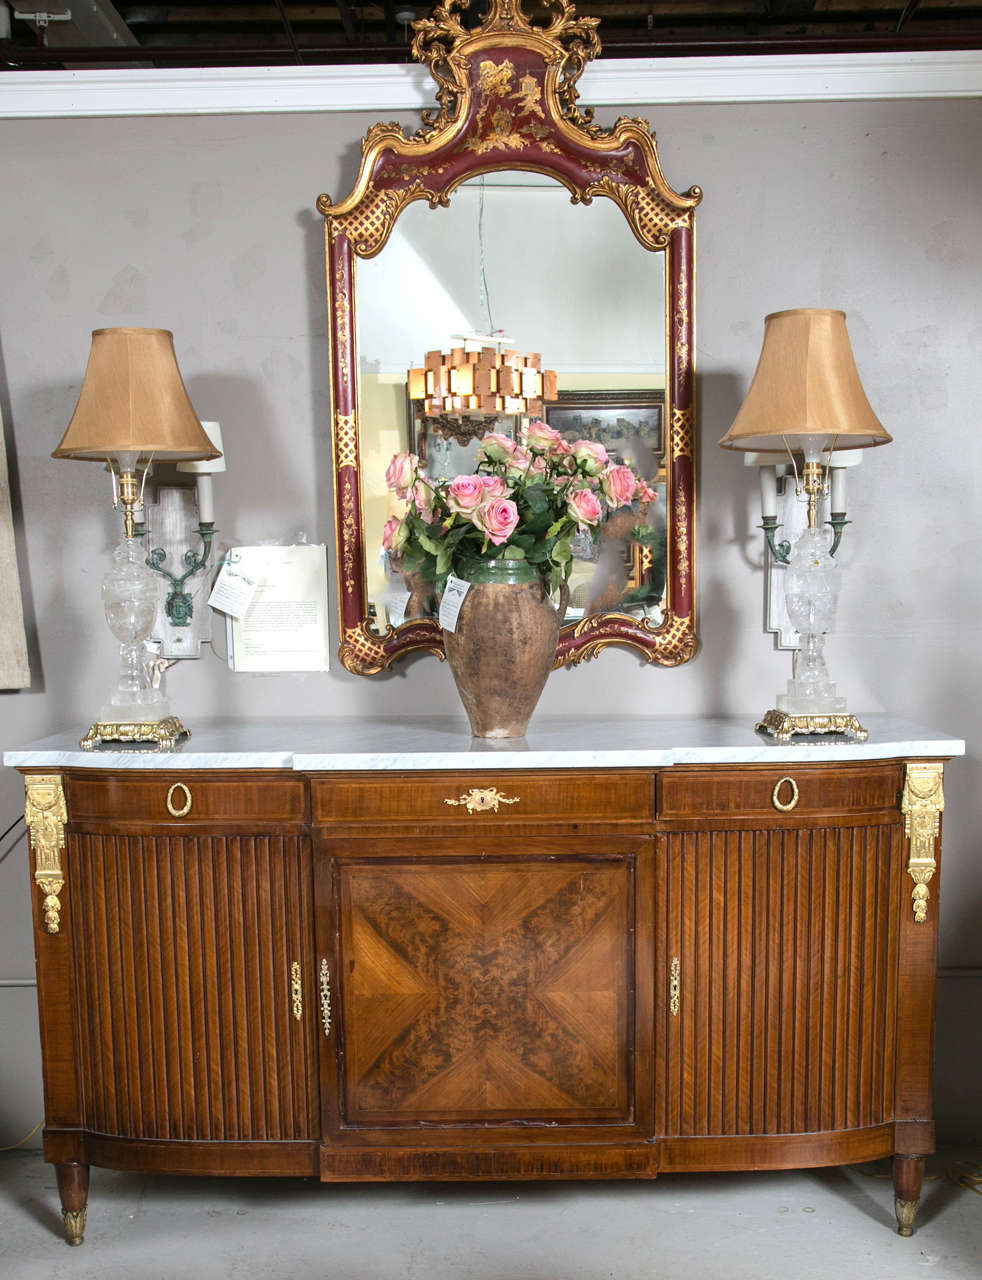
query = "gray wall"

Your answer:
(1, 98), (980, 1144)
